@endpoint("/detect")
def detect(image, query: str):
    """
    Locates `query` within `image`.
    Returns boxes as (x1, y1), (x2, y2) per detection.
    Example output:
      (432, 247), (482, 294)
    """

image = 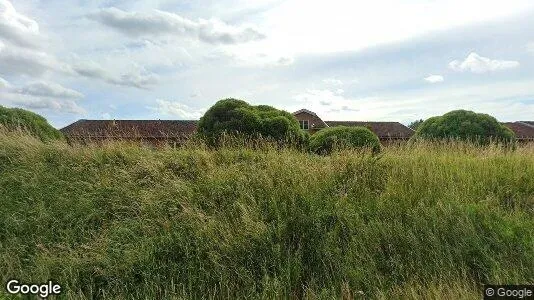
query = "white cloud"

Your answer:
(72, 61), (159, 89)
(292, 89), (361, 119)
(90, 7), (266, 45)
(0, 80), (85, 114)
(0, 0), (41, 48)
(323, 78), (343, 85)
(15, 81), (84, 99)
(276, 56), (294, 66)
(0, 76), (9, 88)
(151, 99), (203, 119)
(527, 42), (534, 53)
(9, 97), (85, 114)
(424, 74), (444, 83)
(261, 0), (534, 54)
(449, 52), (519, 73)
